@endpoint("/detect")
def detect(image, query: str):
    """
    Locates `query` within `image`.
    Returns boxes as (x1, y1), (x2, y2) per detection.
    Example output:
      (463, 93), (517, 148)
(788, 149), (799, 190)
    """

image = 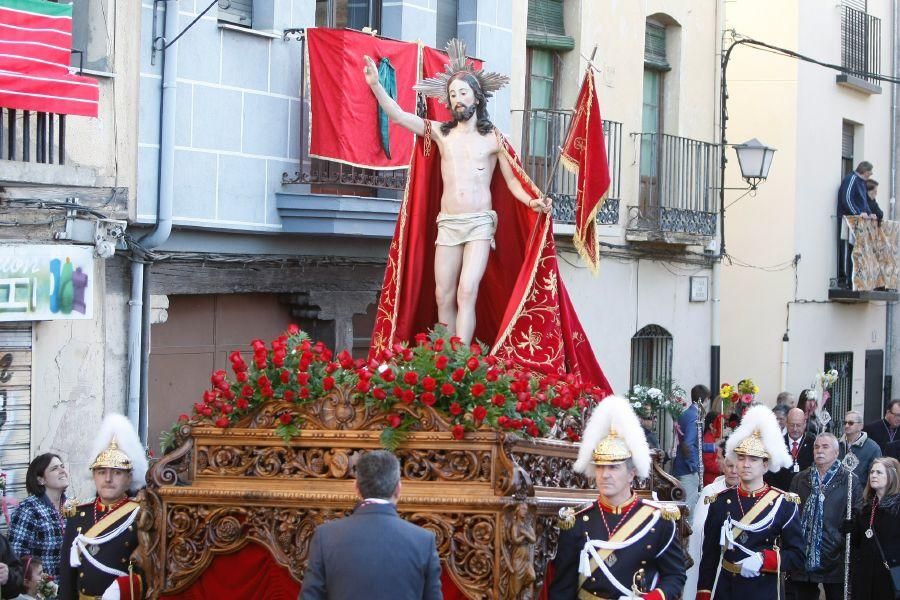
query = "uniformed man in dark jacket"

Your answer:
(697, 405), (805, 600)
(59, 415), (147, 600)
(549, 396), (686, 600)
